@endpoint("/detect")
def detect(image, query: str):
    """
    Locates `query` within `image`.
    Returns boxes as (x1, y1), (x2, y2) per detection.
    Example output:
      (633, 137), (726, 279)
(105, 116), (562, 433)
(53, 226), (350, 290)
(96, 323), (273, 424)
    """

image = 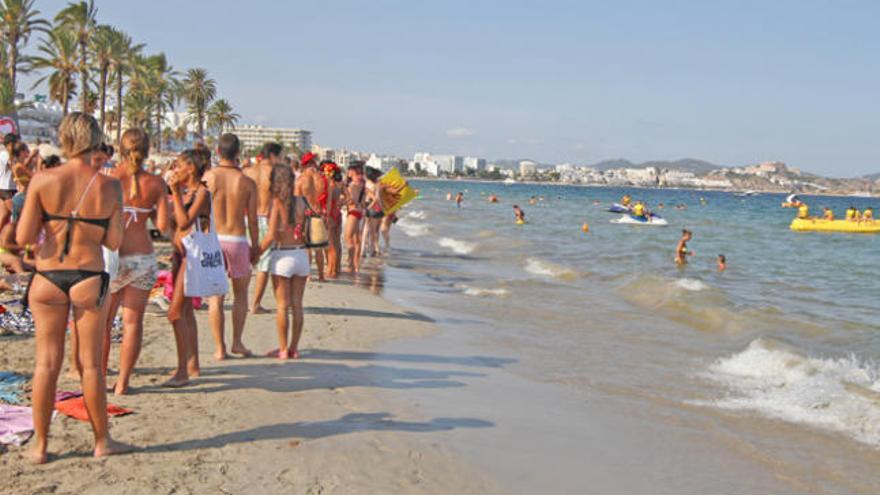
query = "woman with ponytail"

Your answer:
(104, 128), (170, 395)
